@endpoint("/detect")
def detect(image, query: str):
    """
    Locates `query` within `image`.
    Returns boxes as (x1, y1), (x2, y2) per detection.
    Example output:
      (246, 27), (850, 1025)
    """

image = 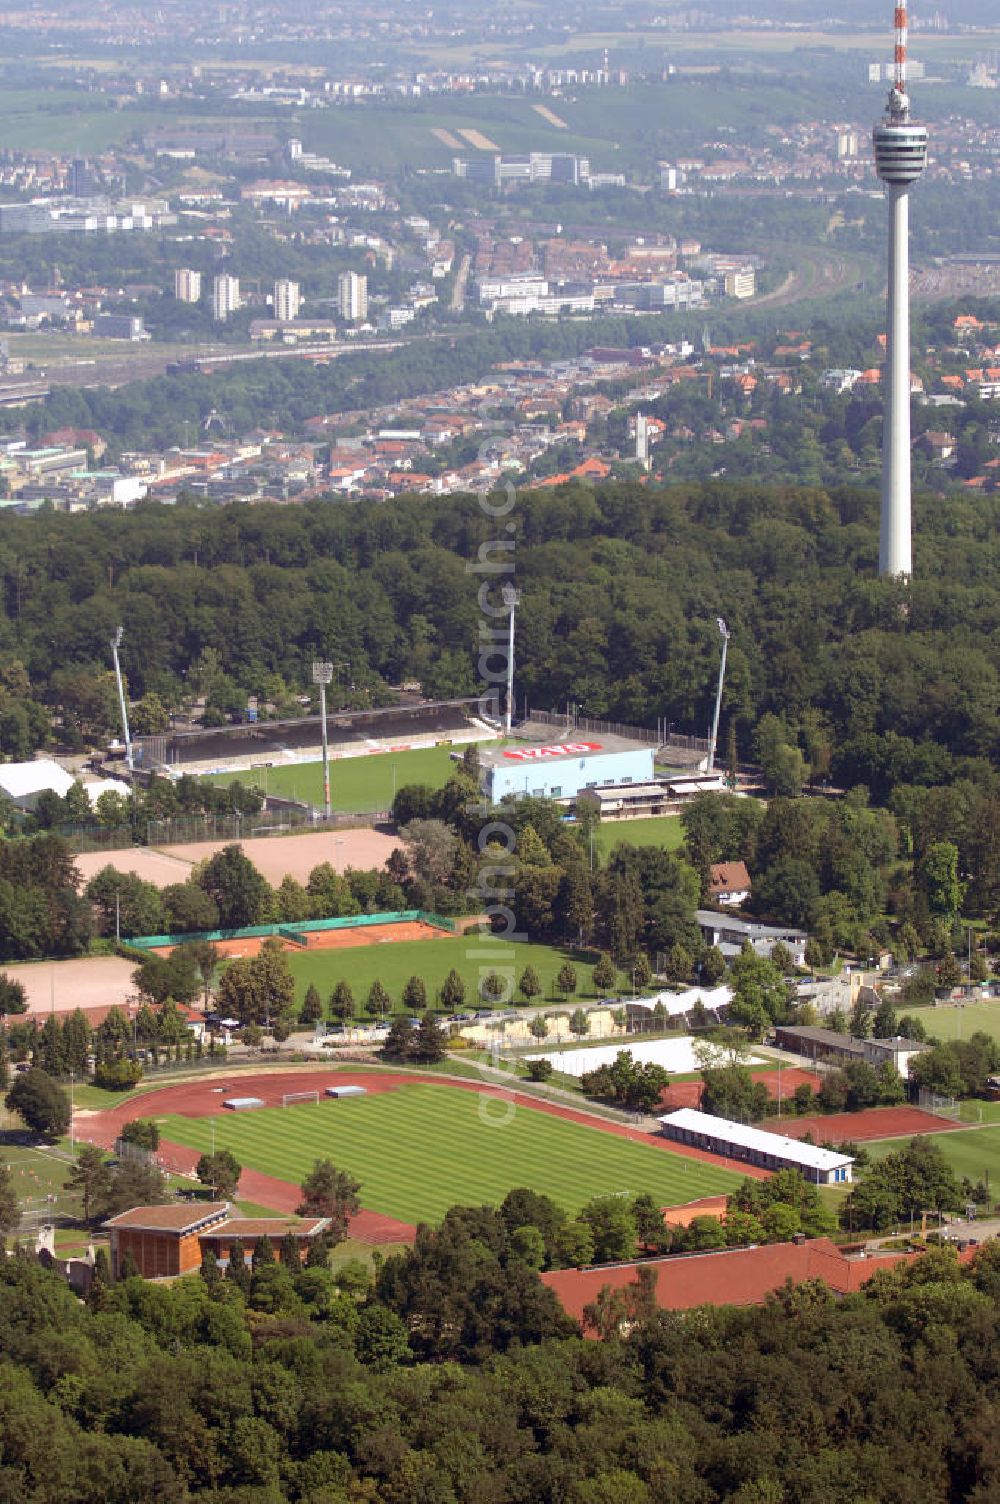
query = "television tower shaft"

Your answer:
(872, 2), (927, 578)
